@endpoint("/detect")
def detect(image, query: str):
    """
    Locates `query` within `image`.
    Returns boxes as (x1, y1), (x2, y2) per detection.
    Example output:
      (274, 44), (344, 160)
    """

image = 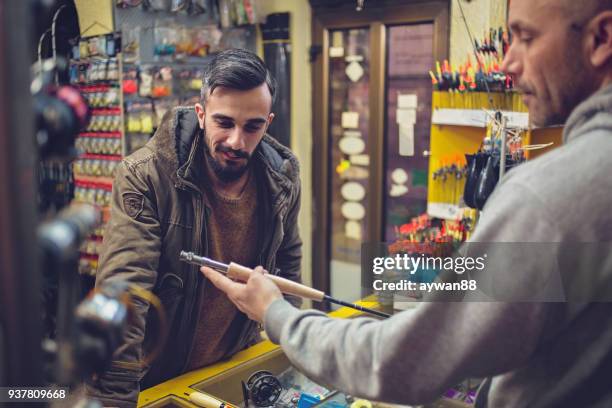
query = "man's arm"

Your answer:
(265, 299), (551, 404)
(86, 158), (161, 407)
